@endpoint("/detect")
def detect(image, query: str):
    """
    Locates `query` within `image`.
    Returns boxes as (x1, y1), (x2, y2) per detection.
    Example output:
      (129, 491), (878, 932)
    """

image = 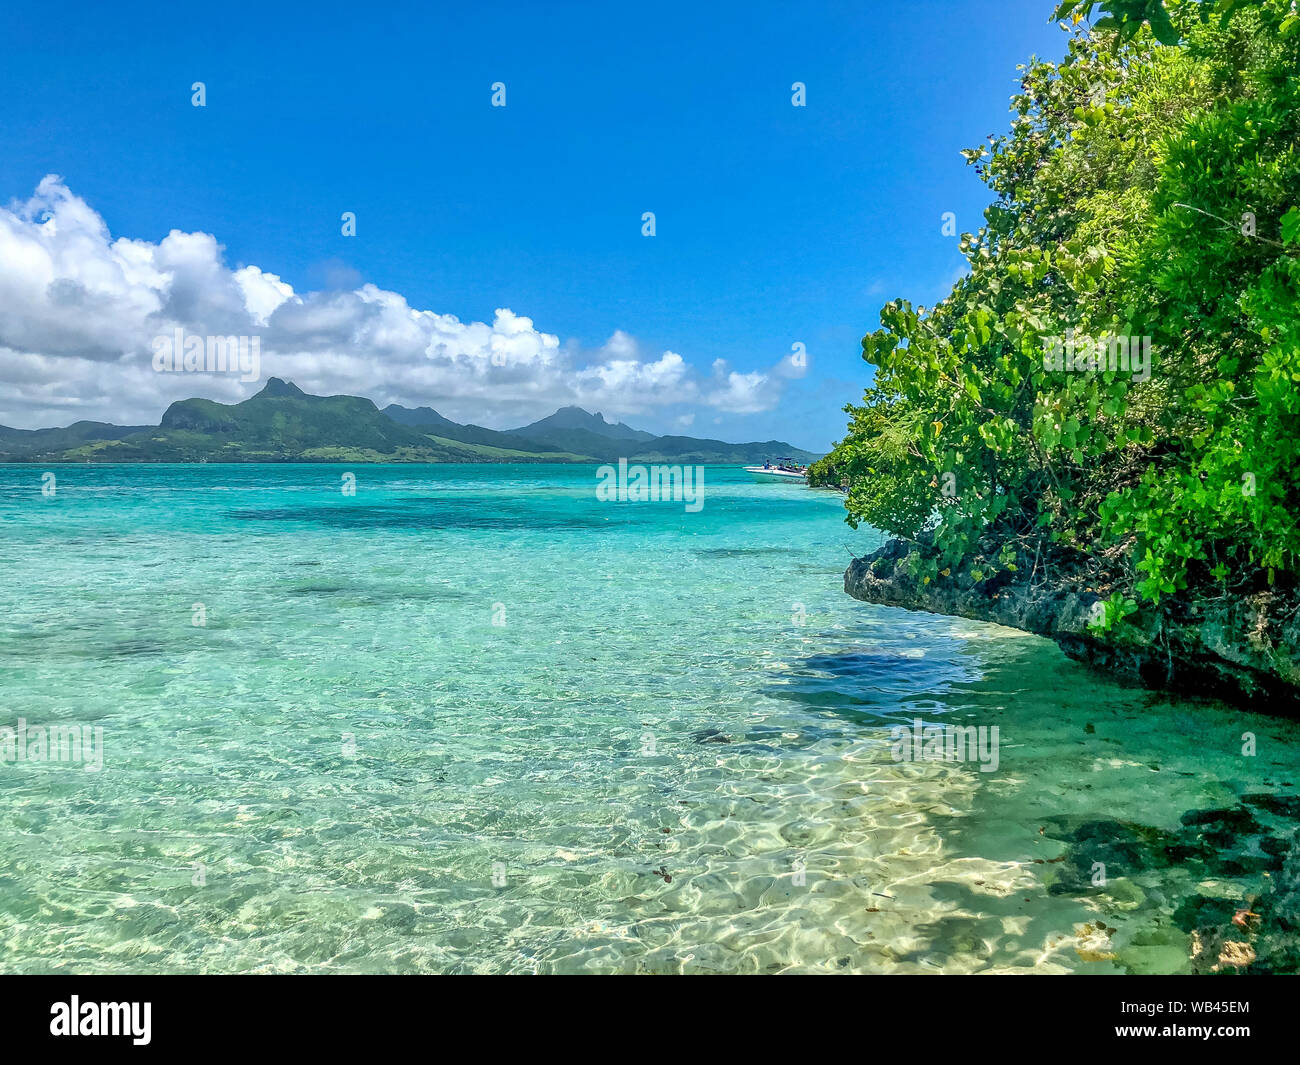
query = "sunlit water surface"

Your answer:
(1, 463), (1296, 973)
